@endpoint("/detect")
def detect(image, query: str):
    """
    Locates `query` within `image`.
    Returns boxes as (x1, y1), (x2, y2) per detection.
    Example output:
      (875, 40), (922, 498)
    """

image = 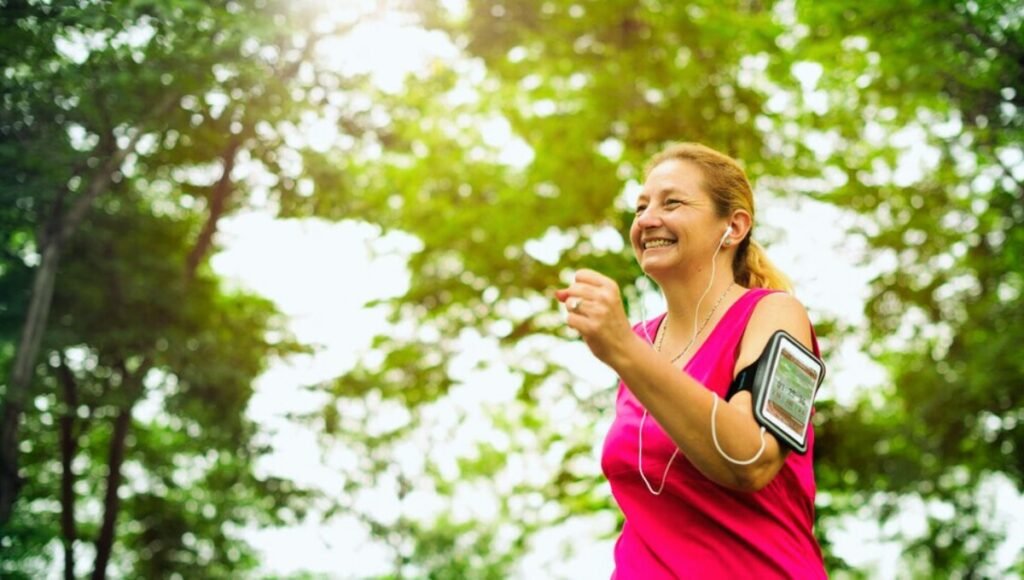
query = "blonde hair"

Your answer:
(645, 142), (792, 292)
